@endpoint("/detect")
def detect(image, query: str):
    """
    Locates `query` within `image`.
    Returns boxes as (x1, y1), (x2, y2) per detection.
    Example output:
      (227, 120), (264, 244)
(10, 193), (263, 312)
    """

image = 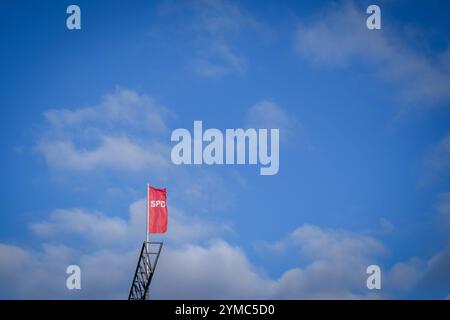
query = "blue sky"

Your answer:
(0, 0), (449, 299)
